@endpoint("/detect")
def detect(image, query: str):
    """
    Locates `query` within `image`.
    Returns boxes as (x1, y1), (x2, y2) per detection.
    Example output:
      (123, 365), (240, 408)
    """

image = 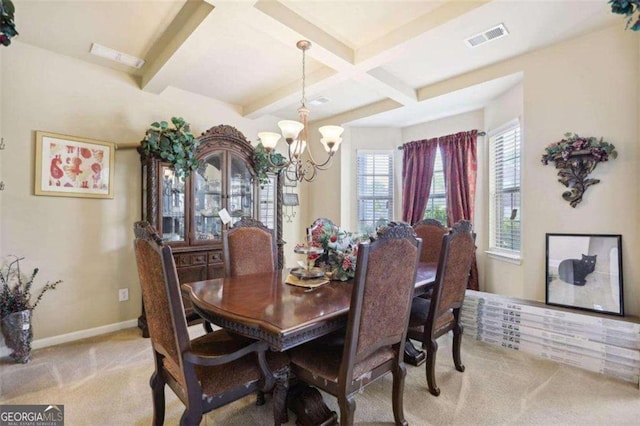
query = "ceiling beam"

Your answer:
(241, 0), (493, 119)
(140, 0), (214, 94)
(311, 99), (404, 127)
